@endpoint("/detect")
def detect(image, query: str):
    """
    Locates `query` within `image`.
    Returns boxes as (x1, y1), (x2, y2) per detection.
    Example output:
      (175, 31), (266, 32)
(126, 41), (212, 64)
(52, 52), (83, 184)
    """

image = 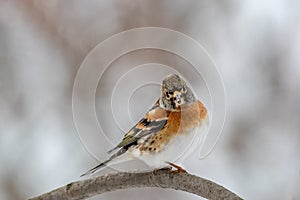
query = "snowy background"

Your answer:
(0, 0), (299, 199)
